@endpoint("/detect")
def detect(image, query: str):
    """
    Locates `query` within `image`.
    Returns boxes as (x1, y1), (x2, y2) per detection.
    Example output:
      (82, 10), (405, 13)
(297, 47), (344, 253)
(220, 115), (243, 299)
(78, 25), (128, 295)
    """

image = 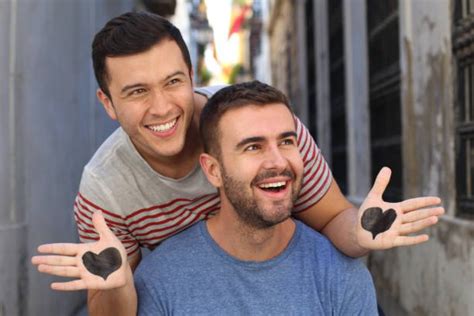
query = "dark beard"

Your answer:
(221, 169), (299, 230)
